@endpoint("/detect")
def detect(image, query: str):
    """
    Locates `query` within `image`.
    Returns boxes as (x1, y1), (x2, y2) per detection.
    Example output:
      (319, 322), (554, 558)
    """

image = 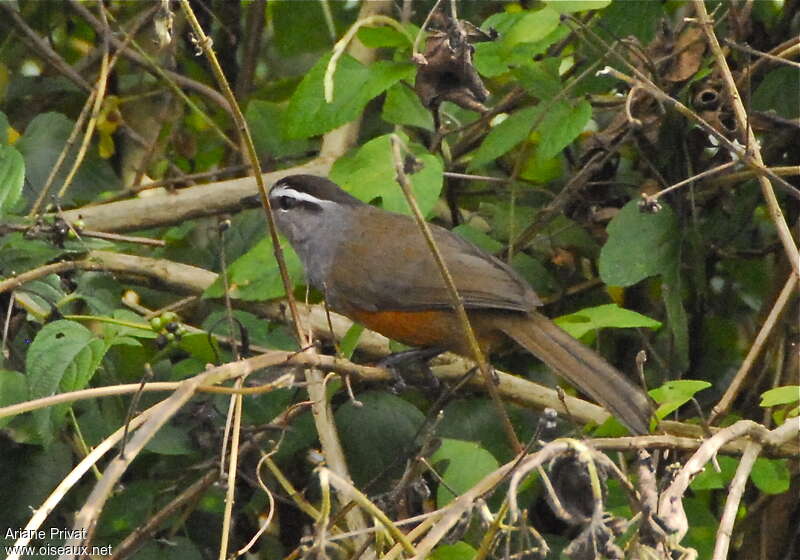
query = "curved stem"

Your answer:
(324, 15), (413, 103)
